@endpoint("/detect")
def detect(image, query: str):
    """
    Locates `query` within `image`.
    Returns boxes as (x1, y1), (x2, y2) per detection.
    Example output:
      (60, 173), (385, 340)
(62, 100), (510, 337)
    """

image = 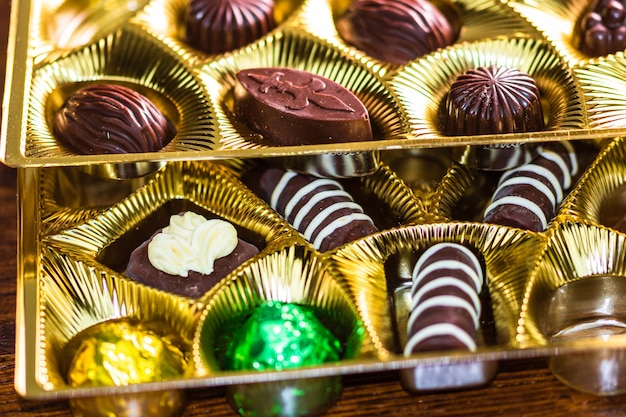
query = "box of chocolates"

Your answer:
(7, 0), (626, 416)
